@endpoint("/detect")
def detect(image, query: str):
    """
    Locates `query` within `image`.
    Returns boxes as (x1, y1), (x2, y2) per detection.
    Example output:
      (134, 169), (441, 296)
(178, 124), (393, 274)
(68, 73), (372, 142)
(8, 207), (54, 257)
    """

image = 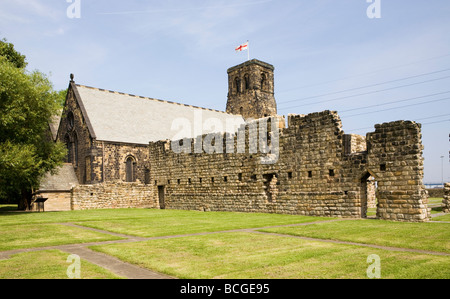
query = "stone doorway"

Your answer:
(158, 186), (165, 209)
(360, 172), (377, 218)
